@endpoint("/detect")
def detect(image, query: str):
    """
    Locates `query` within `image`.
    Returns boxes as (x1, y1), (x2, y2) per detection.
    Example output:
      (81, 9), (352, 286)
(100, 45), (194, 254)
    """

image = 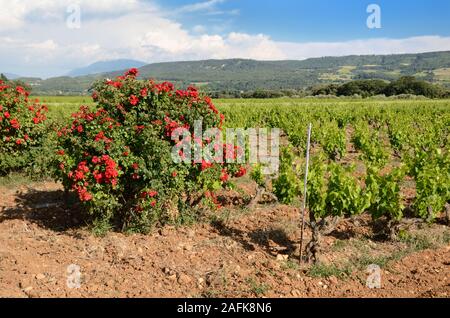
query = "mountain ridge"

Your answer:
(11, 51), (450, 95)
(66, 59), (147, 77)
